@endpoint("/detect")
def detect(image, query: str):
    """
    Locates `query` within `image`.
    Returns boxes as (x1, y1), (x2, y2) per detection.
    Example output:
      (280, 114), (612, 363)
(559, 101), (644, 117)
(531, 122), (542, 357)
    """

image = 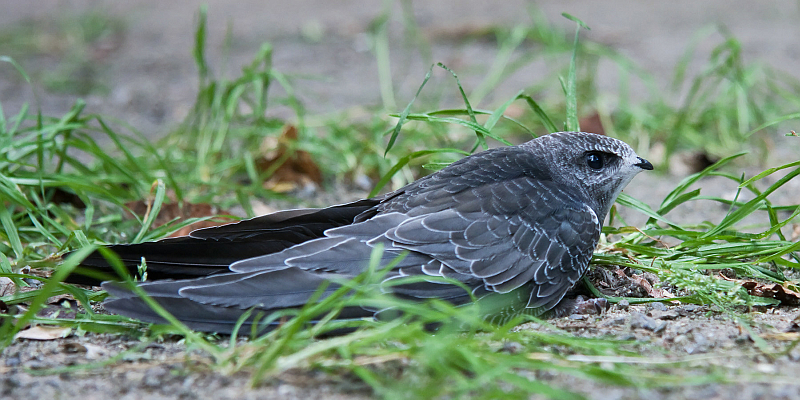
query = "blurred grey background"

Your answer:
(2, 0), (798, 139)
